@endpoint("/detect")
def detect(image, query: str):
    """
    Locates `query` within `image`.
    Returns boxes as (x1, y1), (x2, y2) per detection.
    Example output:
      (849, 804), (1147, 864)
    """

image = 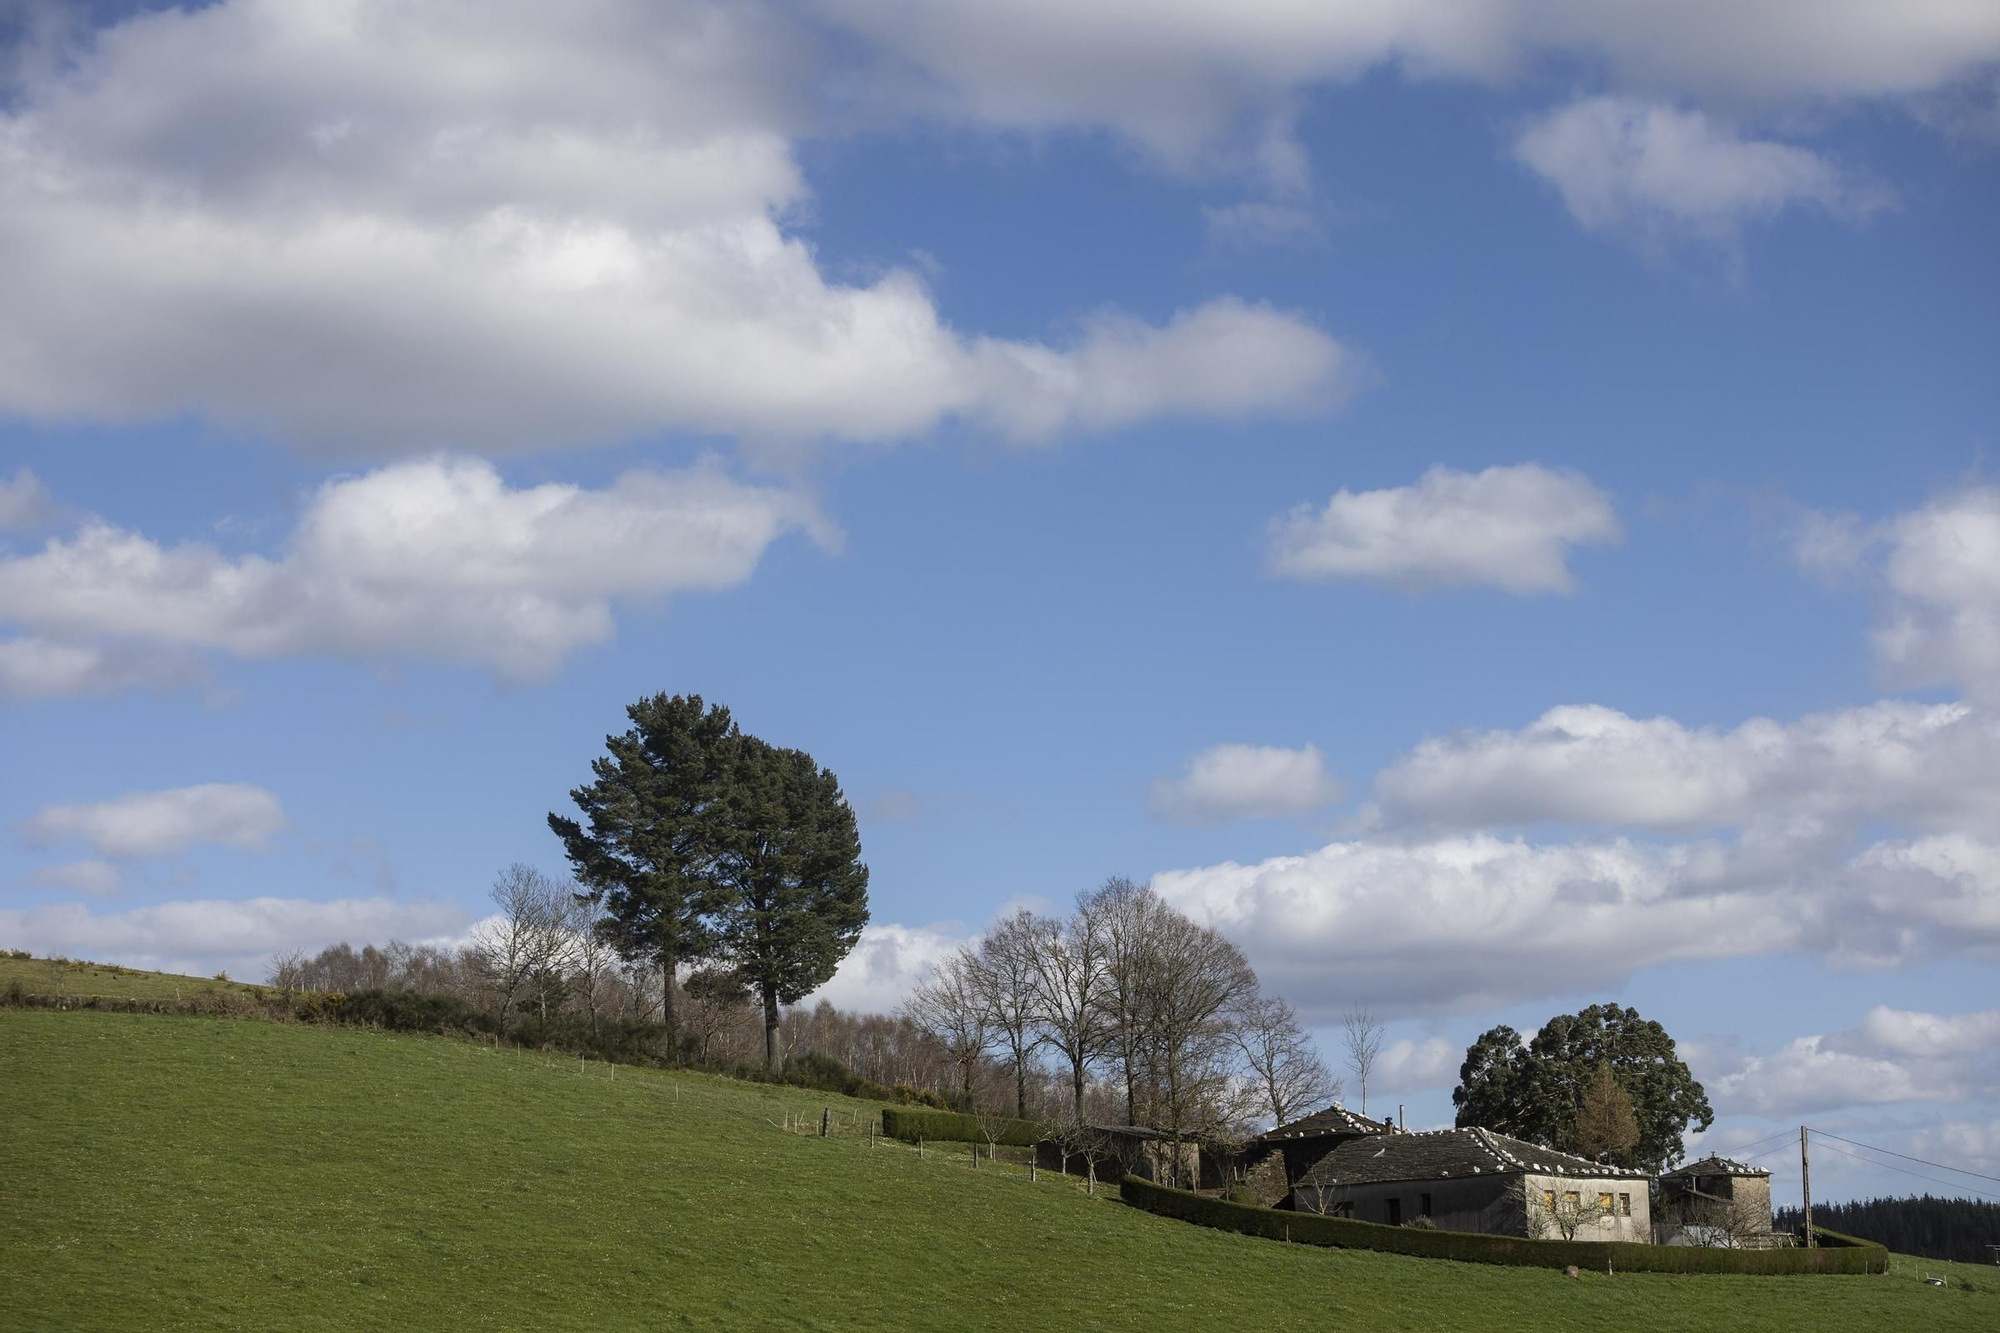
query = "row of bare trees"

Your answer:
(901, 876), (1341, 1178)
(268, 864), (979, 1082)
